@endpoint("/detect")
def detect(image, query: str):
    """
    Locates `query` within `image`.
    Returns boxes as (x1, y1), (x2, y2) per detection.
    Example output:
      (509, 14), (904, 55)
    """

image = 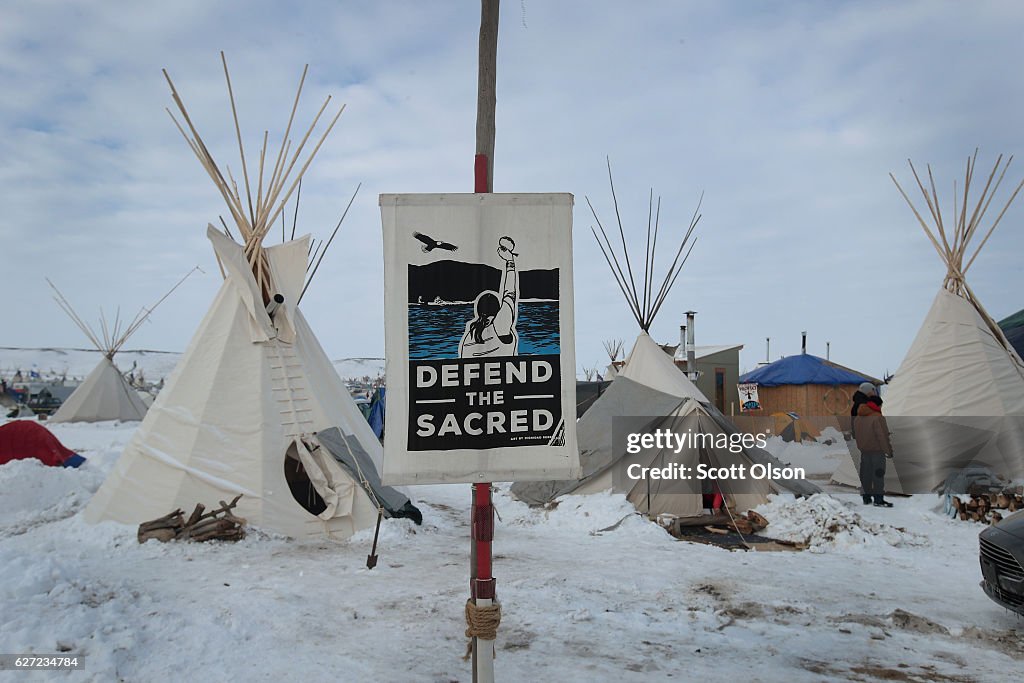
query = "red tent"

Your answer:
(0, 421), (79, 467)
